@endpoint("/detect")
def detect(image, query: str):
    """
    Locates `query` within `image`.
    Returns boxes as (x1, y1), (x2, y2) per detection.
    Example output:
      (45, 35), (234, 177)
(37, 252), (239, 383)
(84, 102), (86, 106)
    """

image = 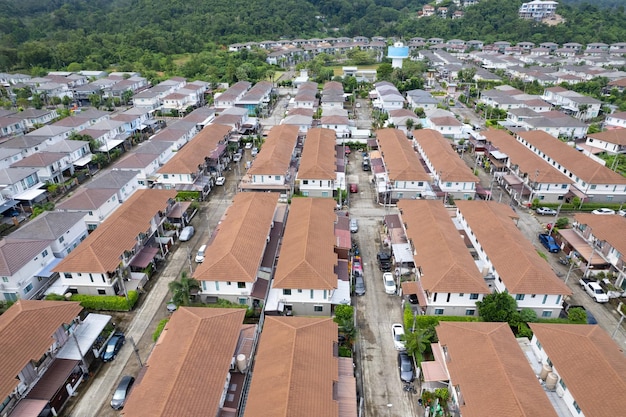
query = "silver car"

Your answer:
(350, 219), (358, 233)
(179, 226), (195, 242)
